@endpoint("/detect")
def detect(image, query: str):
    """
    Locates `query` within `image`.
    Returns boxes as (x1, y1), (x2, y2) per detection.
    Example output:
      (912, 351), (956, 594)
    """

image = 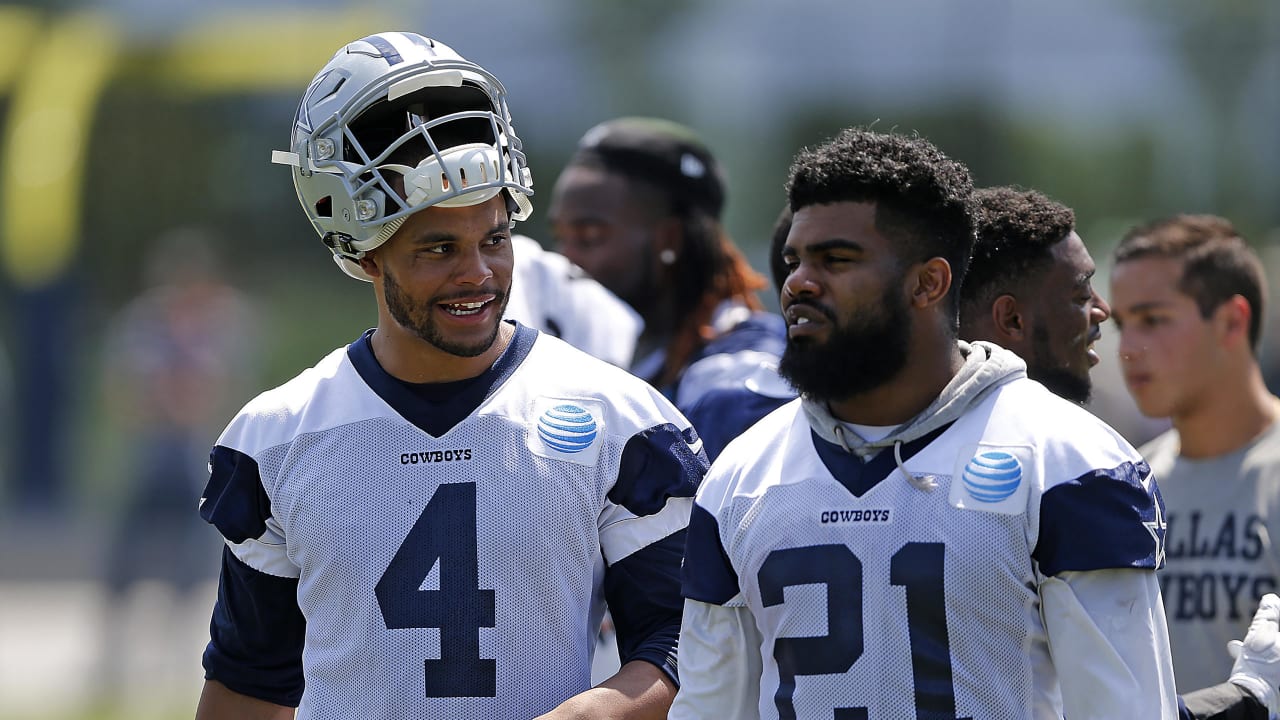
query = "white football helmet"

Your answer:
(272, 32), (534, 281)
